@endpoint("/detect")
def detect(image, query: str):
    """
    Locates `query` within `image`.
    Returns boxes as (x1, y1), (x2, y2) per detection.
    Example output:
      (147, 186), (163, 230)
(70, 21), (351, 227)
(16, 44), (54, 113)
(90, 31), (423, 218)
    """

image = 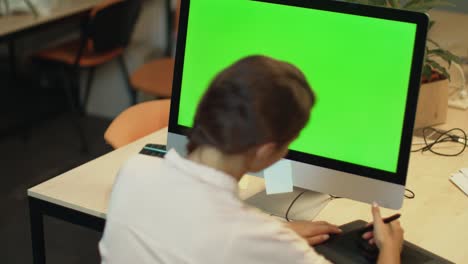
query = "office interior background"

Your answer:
(0, 0), (467, 263)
